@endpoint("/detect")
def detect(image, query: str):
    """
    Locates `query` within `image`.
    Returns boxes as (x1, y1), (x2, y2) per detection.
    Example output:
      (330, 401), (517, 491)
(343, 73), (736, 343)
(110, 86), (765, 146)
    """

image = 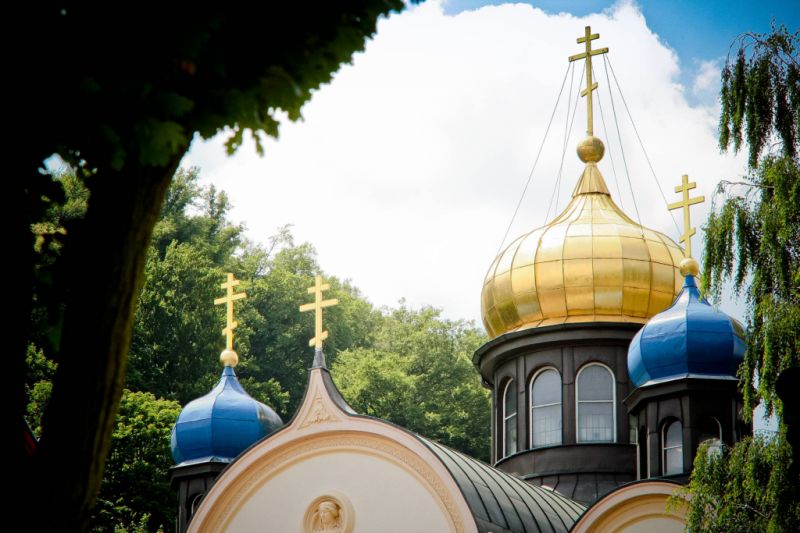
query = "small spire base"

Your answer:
(572, 161), (611, 197)
(312, 349), (327, 369)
